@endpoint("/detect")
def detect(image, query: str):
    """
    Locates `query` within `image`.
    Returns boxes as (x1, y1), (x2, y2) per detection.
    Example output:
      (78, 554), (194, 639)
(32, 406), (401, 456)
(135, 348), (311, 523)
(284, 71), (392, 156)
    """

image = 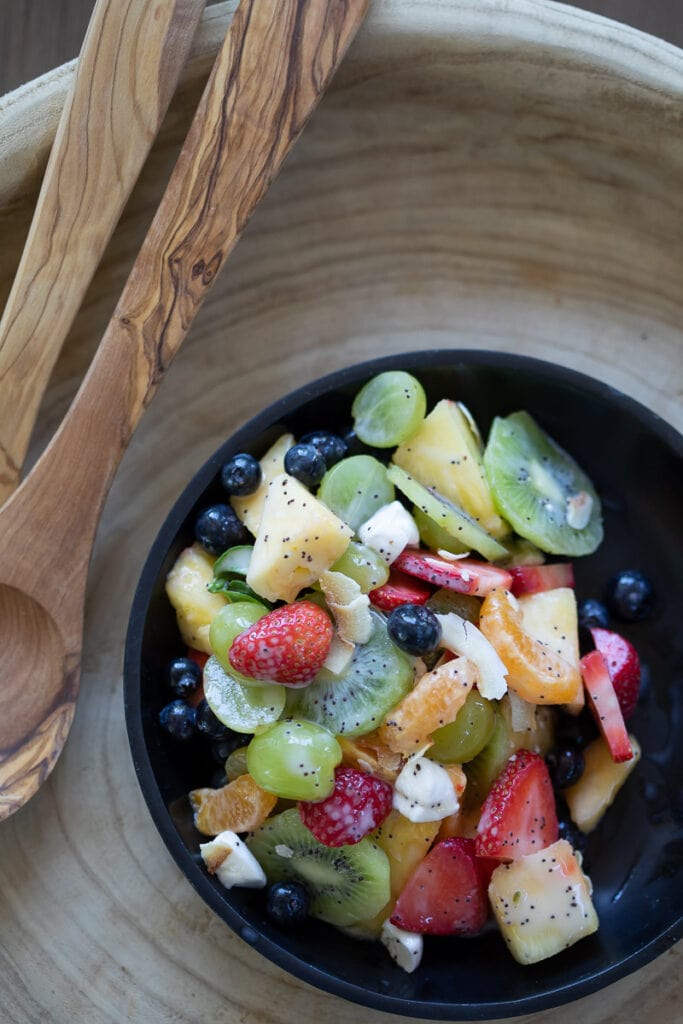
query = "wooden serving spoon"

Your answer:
(0, 0), (207, 507)
(0, 0), (369, 821)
